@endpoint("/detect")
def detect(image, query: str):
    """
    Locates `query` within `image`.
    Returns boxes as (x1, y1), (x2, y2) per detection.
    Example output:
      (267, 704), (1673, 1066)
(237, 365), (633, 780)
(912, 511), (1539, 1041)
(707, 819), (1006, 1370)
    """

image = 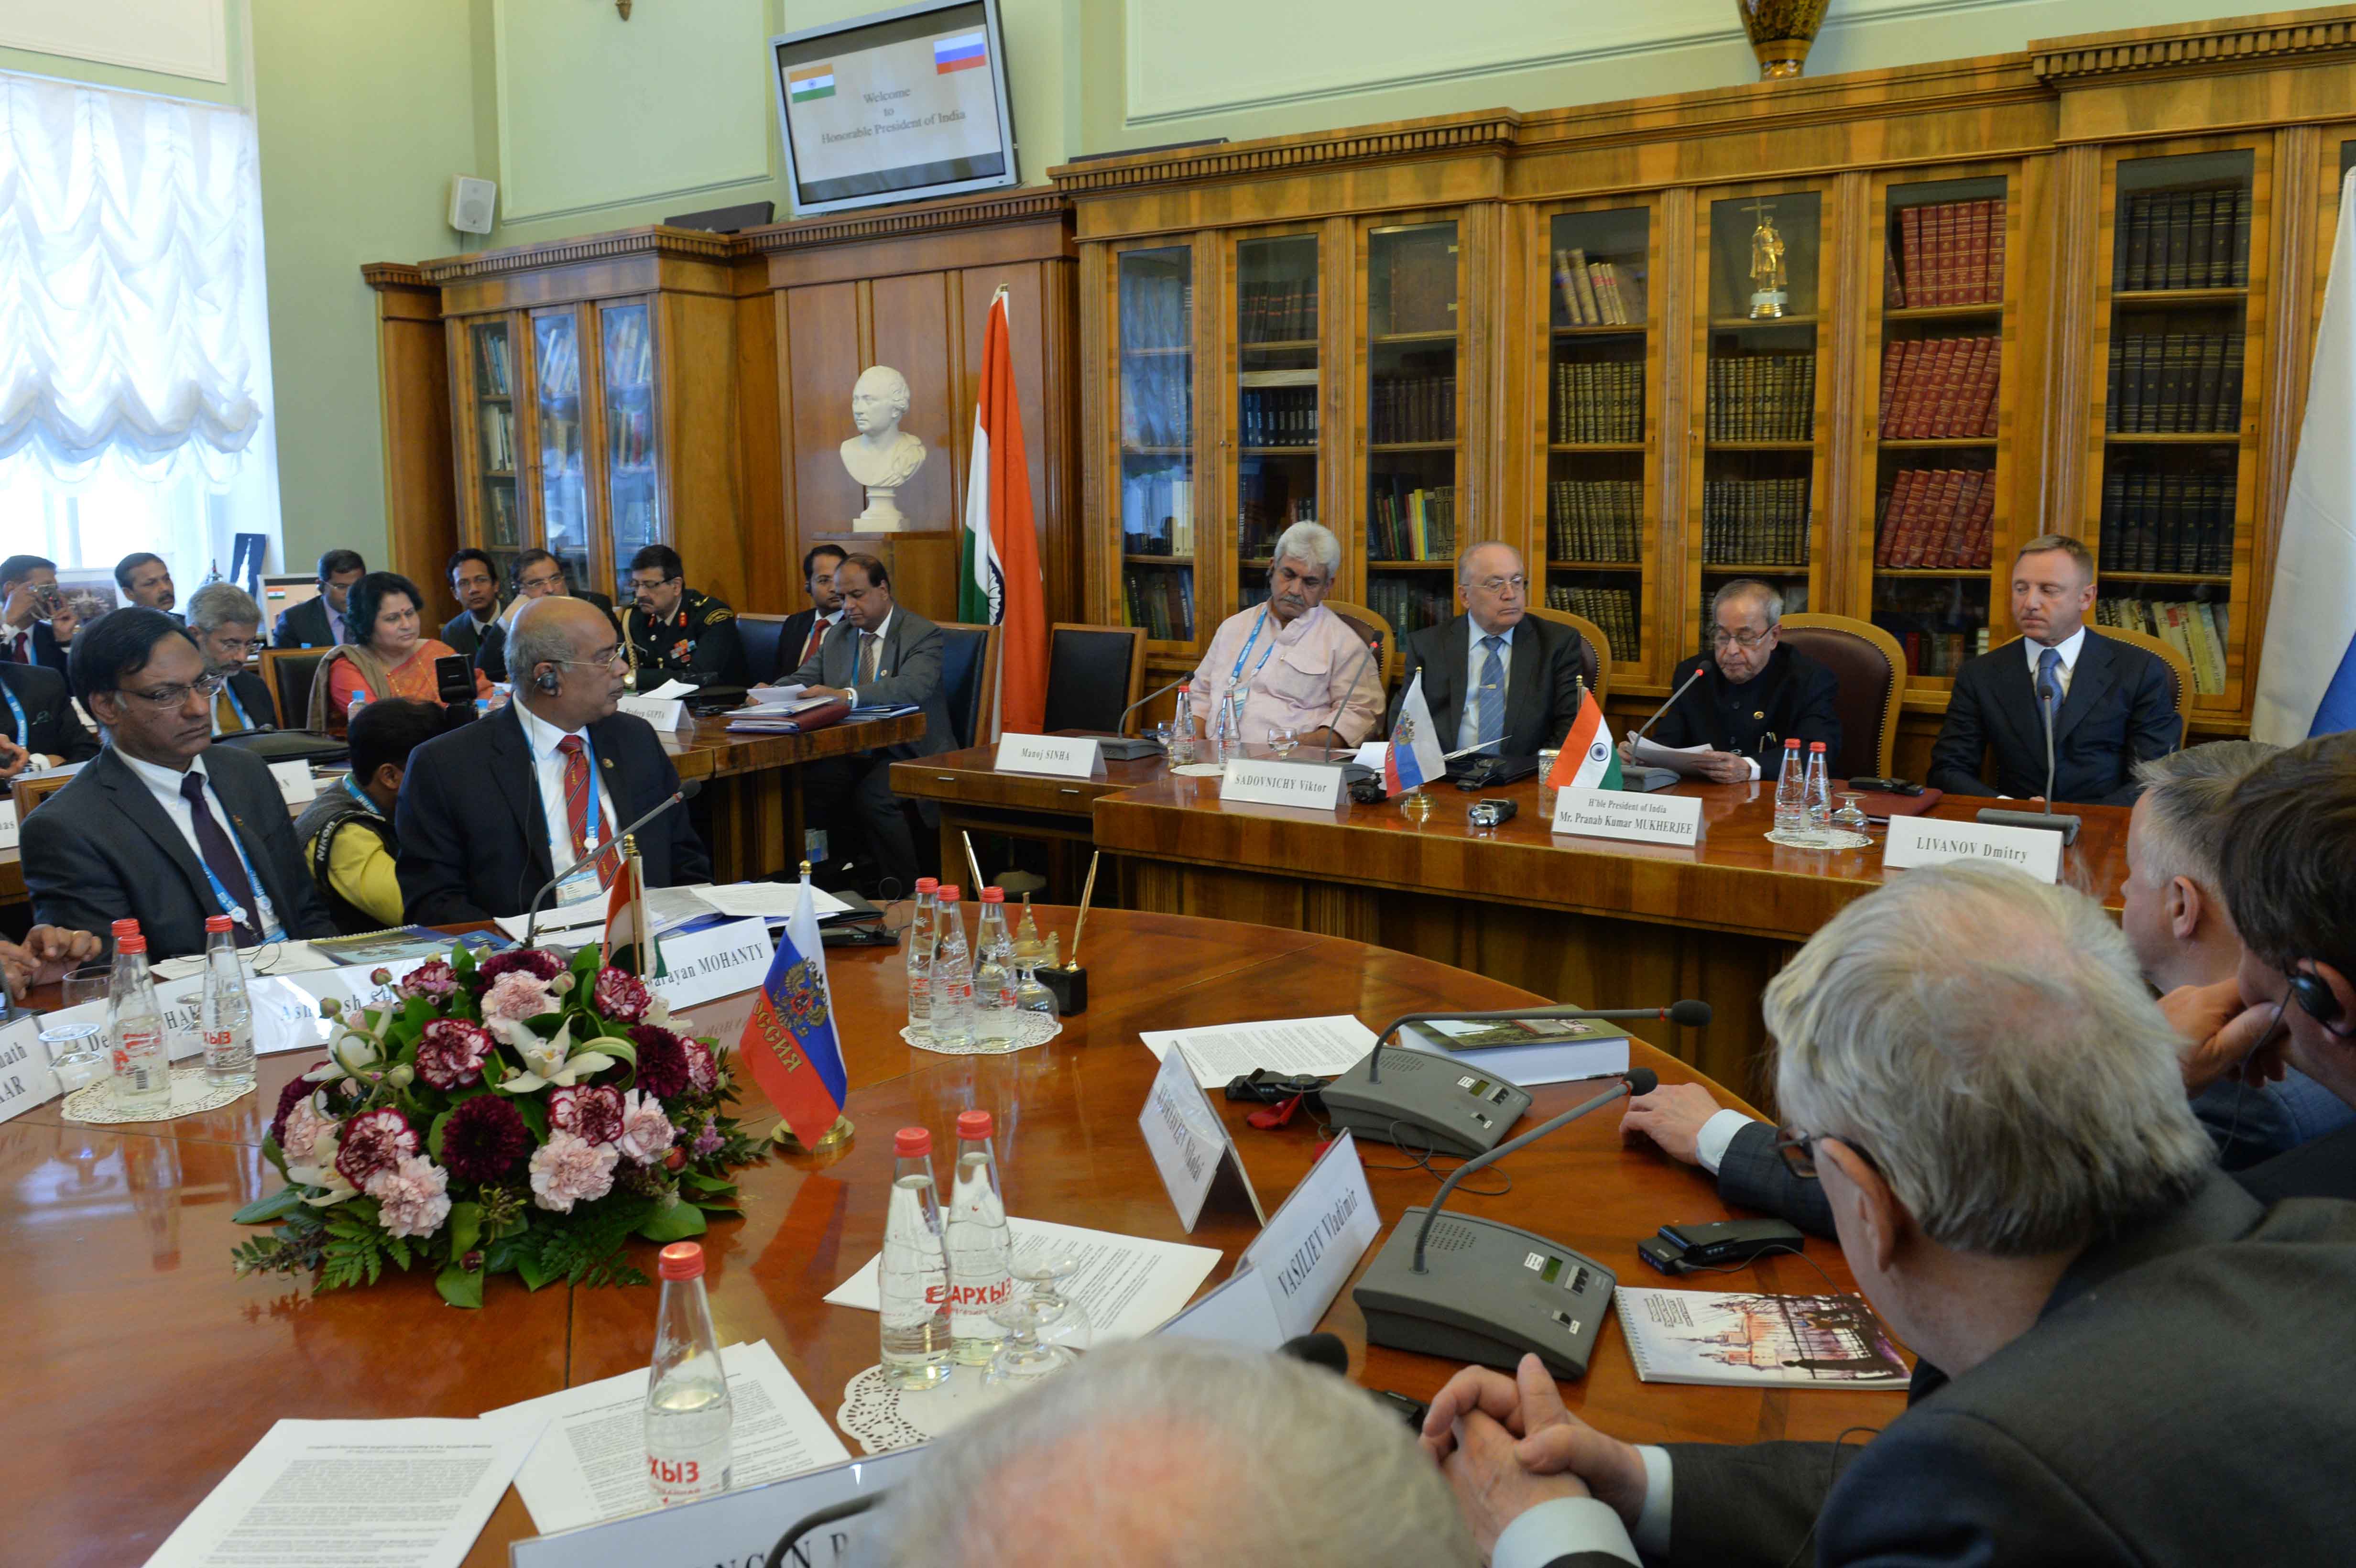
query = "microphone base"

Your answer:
(1974, 806), (2082, 845)
(1322, 1049), (1533, 1160)
(1353, 1207), (1617, 1380)
(1628, 766), (1680, 793)
(1085, 734), (1163, 761)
